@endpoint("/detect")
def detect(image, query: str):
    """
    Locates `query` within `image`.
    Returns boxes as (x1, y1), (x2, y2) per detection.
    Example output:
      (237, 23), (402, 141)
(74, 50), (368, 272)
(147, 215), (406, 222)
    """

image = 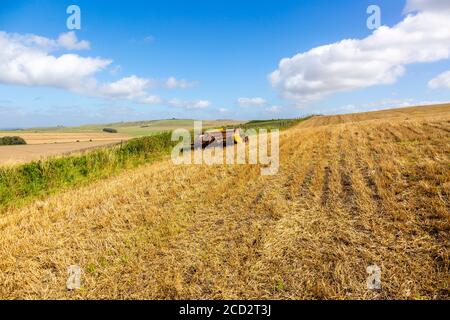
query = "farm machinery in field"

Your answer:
(191, 128), (248, 150)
